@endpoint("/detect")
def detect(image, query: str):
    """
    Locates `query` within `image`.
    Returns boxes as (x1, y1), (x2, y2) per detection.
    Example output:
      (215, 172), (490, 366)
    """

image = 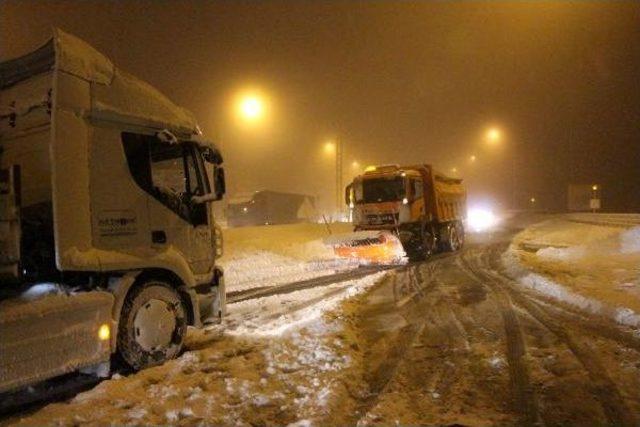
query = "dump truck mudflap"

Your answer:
(0, 288), (113, 394)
